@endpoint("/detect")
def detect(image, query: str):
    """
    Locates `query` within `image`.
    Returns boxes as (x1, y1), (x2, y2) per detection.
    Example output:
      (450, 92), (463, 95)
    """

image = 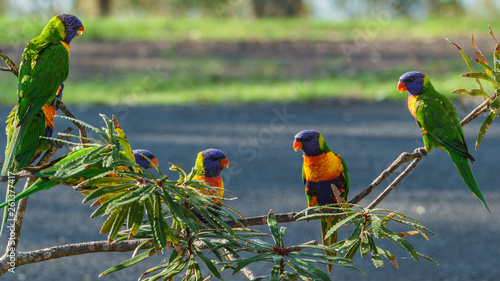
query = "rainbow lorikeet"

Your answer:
(0, 148), (157, 209)
(398, 71), (490, 213)
(192, 148), (229, 205)
(293, 130), (349, 273)
(2, 14), (84, 177)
